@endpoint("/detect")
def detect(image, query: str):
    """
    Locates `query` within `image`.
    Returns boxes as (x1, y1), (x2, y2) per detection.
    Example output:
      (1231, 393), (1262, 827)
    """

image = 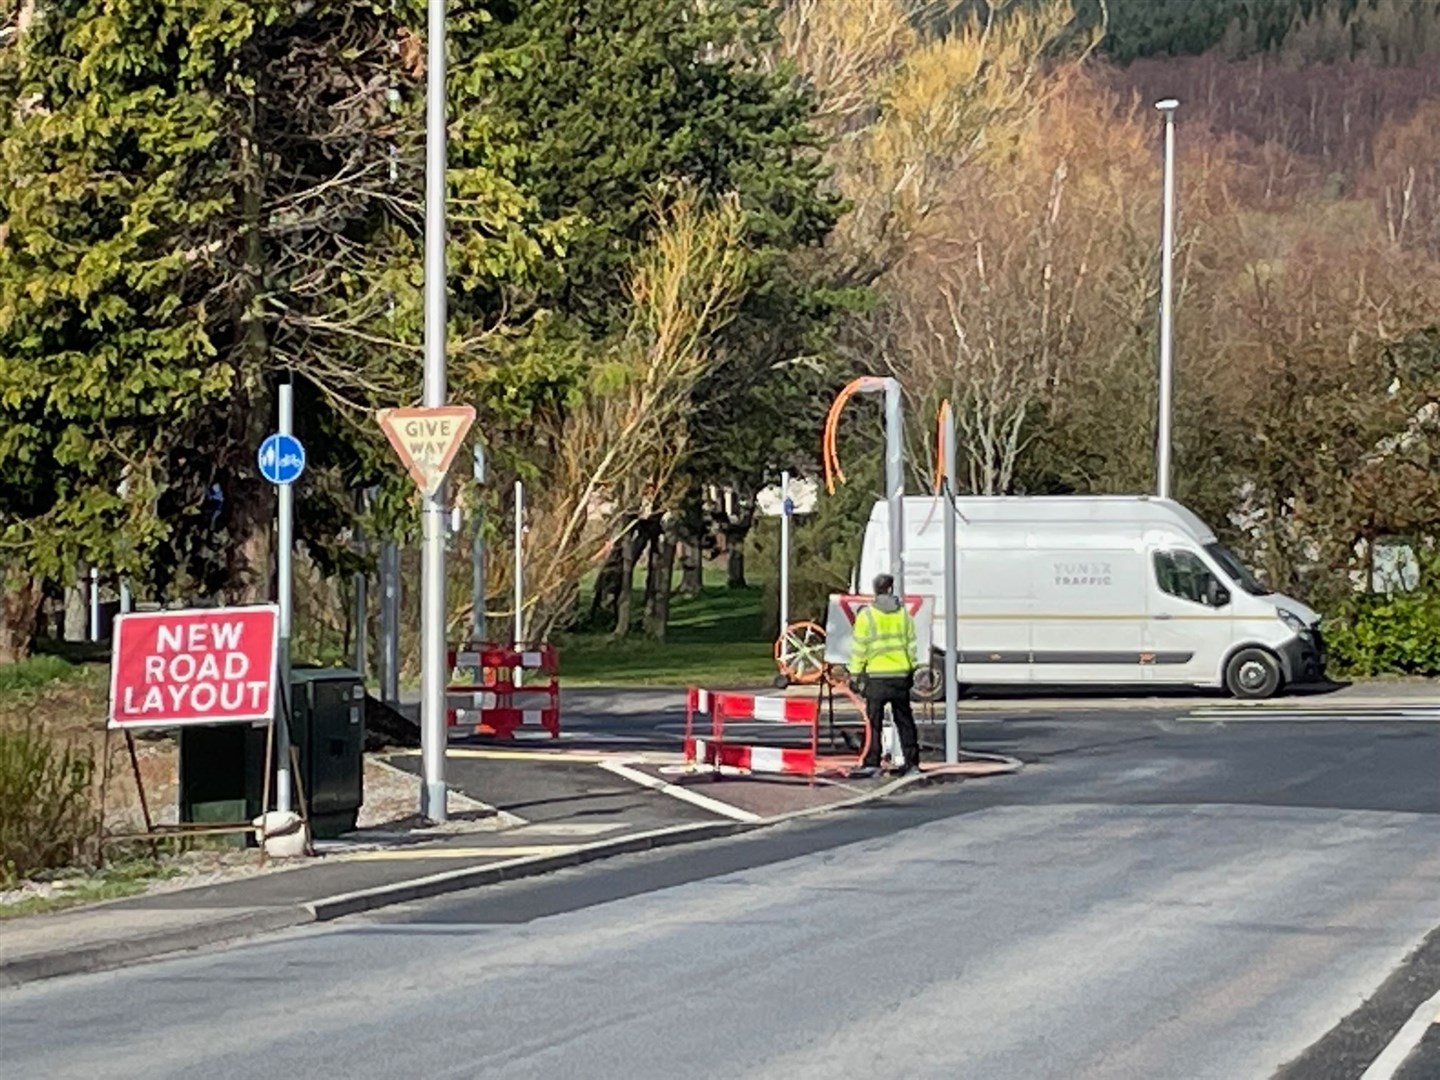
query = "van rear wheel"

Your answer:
(1225, 648), (1282, 700)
